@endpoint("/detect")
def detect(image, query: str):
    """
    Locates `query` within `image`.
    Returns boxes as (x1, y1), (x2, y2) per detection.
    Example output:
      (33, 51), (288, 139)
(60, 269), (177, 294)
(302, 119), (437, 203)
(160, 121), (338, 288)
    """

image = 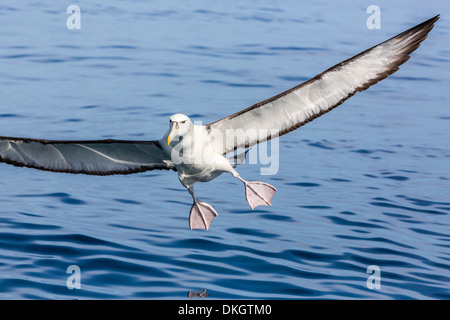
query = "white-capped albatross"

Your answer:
(0, 15), (439, 230)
